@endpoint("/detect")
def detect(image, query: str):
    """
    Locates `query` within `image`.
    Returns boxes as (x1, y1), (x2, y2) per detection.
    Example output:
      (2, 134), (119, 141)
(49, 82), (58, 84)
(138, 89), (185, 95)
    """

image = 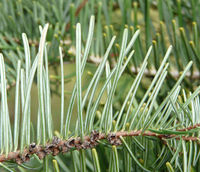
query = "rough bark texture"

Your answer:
(0, 127), (199, 164)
